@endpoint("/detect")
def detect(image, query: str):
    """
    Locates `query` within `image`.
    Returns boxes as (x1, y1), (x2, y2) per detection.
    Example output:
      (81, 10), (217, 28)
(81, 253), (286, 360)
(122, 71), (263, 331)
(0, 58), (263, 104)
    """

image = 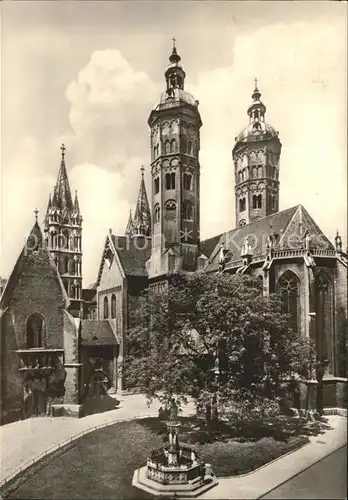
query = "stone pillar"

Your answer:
(63, 363), (83, 417)
(305, 379), (318, 421)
